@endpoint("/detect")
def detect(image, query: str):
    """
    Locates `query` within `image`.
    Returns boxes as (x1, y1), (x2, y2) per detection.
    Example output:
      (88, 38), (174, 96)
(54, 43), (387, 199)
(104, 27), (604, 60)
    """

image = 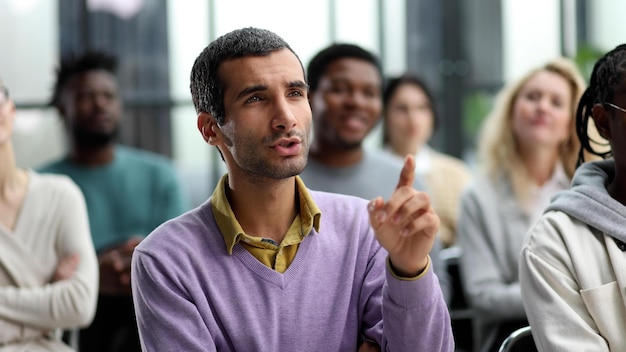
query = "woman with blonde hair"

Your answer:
(456, 57), (596, 352)
(0, 79), (98, 351)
